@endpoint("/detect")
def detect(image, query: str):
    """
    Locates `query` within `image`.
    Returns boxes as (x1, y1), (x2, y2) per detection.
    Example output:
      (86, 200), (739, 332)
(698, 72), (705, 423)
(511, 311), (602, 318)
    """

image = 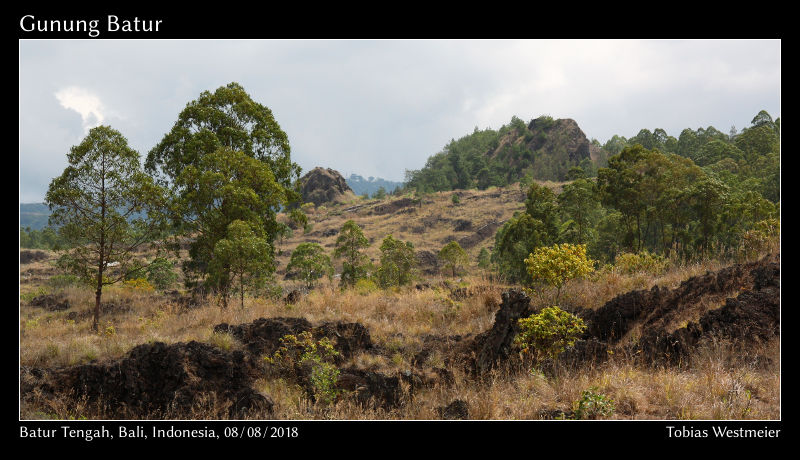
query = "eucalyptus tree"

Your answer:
(145, 82), (302, 293)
